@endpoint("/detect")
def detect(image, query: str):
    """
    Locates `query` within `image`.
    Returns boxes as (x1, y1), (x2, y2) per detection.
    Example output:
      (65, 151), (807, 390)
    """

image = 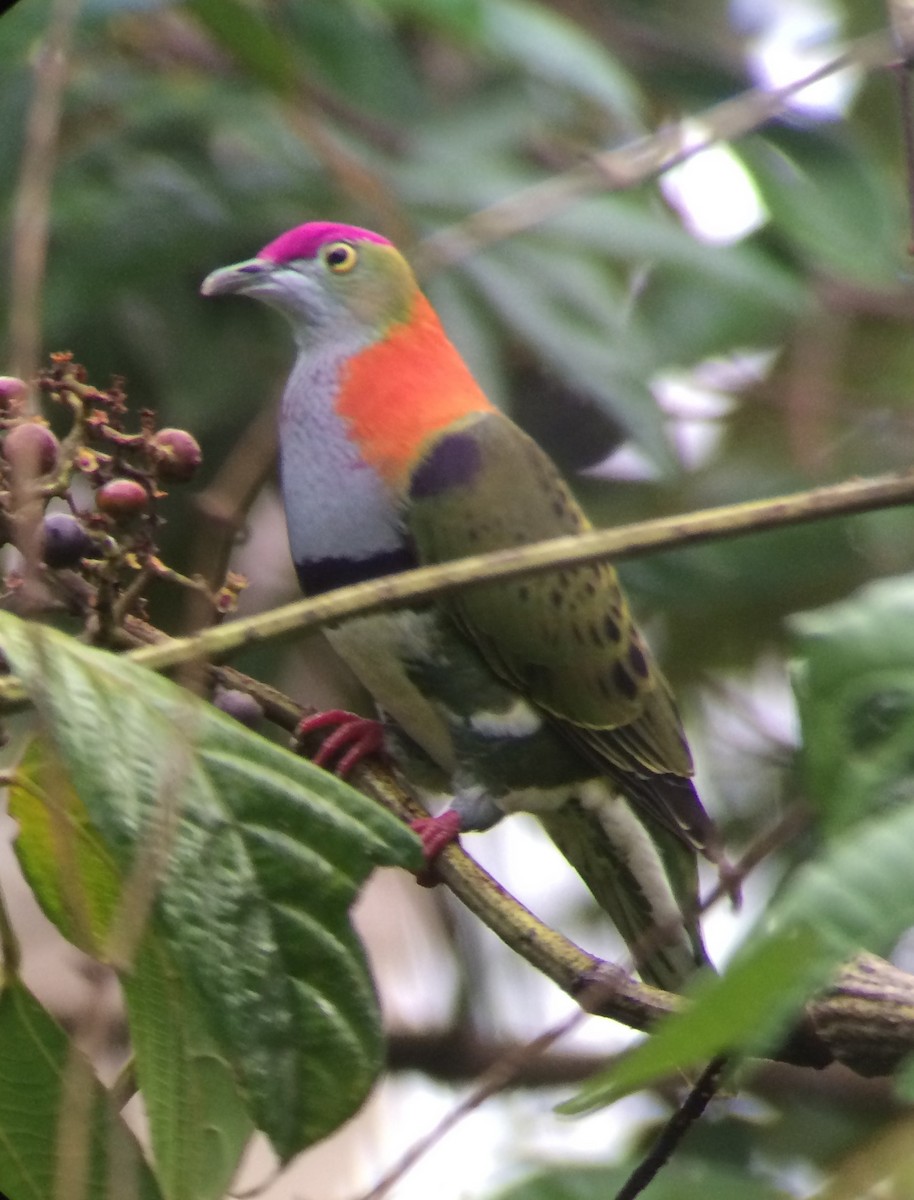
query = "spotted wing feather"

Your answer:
(405, 412), (715, 855)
